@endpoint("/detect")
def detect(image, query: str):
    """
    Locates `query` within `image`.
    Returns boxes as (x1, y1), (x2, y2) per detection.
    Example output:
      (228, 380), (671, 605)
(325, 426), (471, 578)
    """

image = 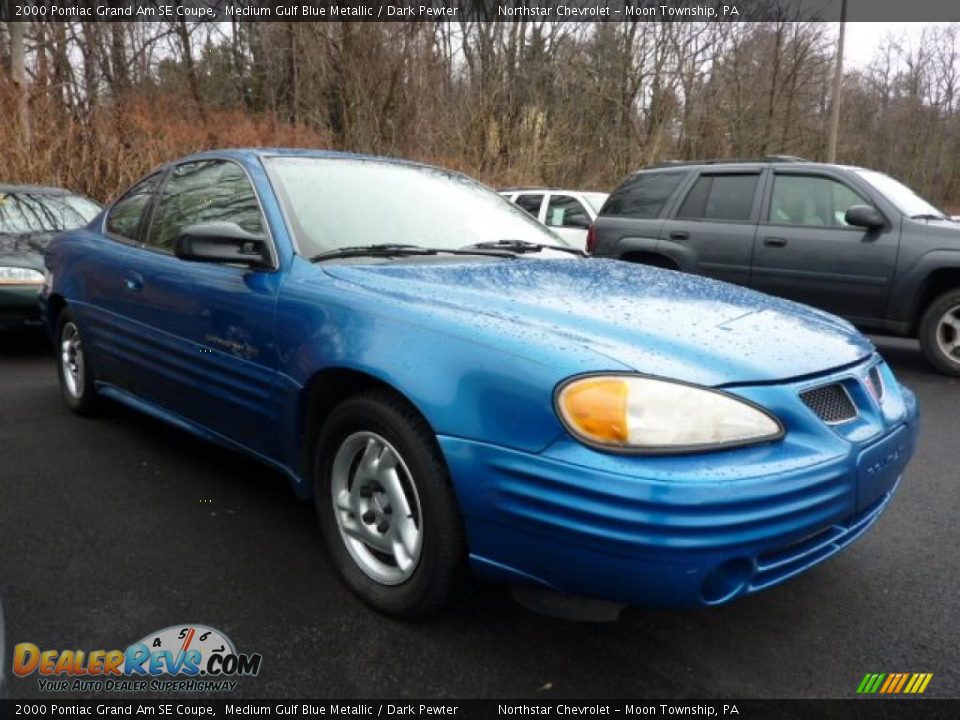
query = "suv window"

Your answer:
(769, 175), (871, 228)
(106, 174), (161, 241)
(546, 195), (590, 228)
(515, 194), (544, 218)
(603, 171), (686, 218)
(146, 160), (265, 252)
(677, 174), (759, 222)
